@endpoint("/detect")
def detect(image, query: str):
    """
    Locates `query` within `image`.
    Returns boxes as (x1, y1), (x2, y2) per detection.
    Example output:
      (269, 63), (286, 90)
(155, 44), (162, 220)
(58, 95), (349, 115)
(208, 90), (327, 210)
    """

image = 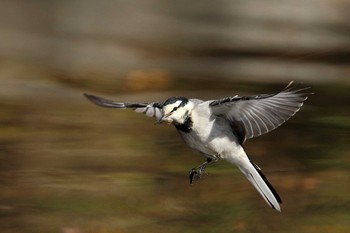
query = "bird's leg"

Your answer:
(189, 157), (216, 184)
